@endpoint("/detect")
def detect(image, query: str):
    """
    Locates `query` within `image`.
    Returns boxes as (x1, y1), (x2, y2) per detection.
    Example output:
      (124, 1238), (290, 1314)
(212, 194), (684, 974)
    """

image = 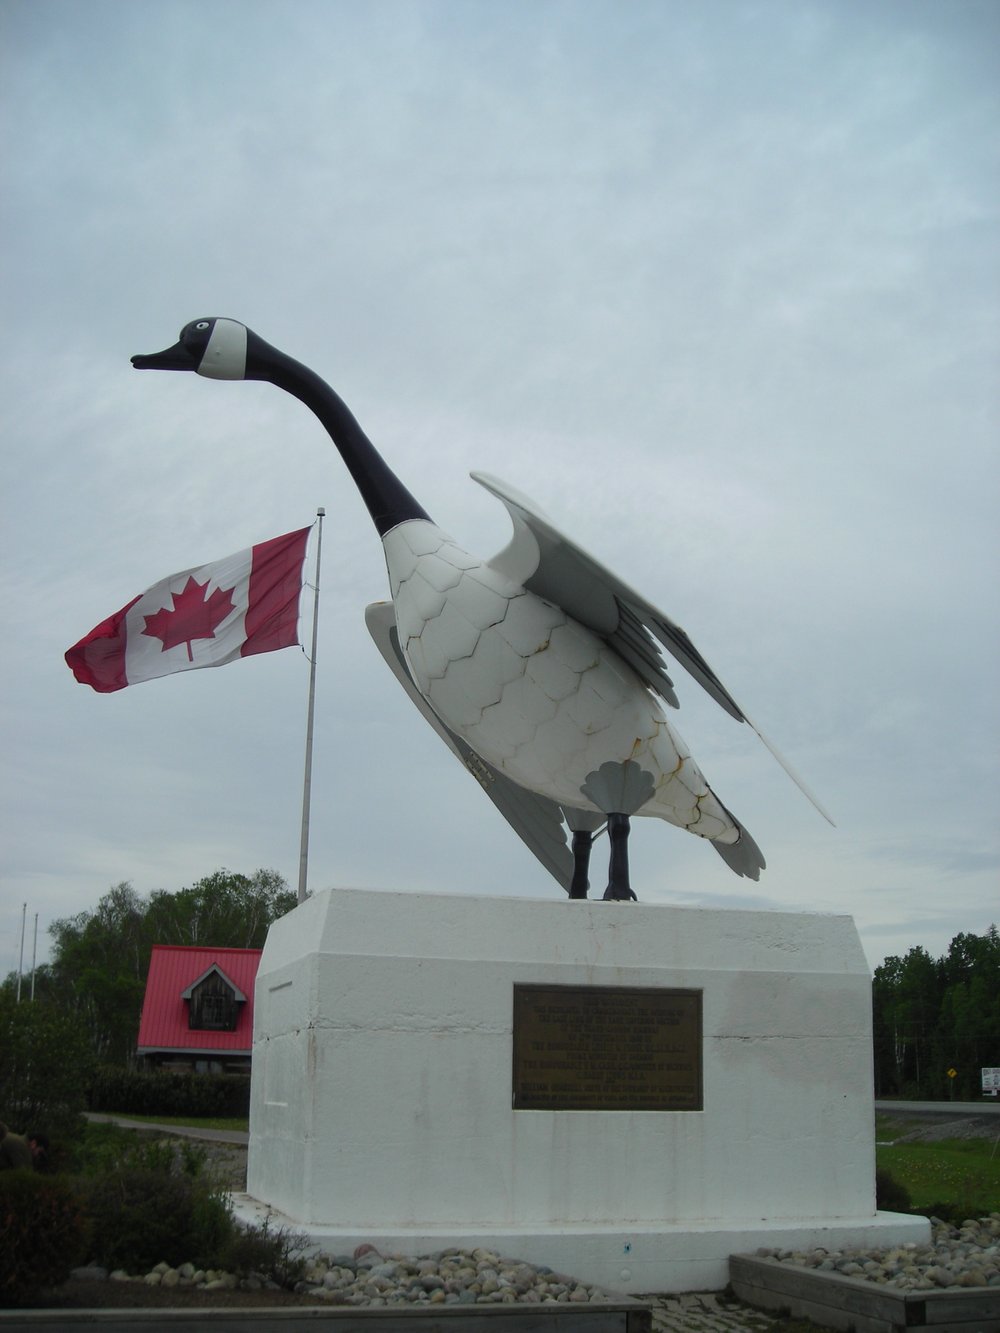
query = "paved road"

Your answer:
(875, 1099), (999, 1117)
(85, 1111), (249, 1144)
